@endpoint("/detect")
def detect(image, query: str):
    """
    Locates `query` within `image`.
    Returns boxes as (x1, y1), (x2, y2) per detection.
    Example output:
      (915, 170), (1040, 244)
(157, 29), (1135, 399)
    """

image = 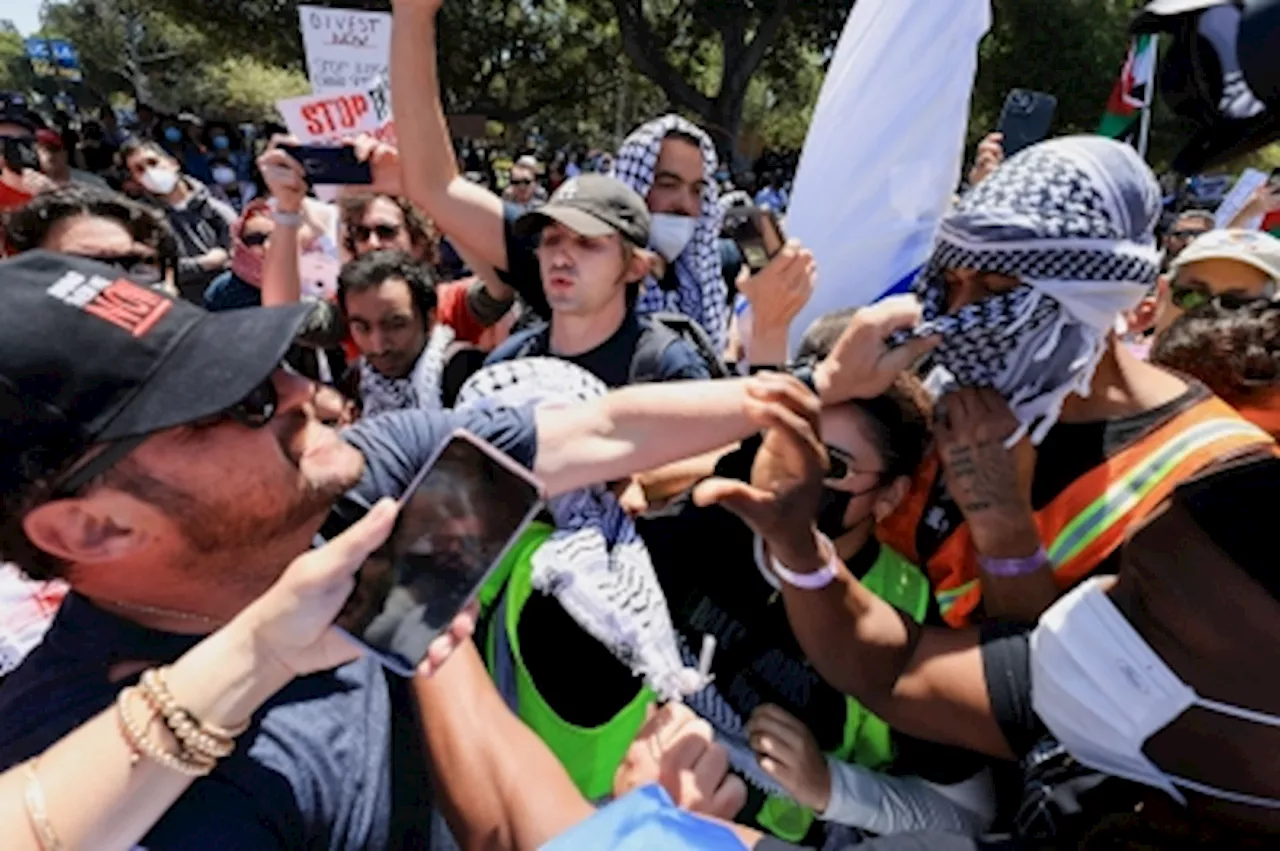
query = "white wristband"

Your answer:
(770, 534), (841, 590)
(271, 210), (302, 228)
